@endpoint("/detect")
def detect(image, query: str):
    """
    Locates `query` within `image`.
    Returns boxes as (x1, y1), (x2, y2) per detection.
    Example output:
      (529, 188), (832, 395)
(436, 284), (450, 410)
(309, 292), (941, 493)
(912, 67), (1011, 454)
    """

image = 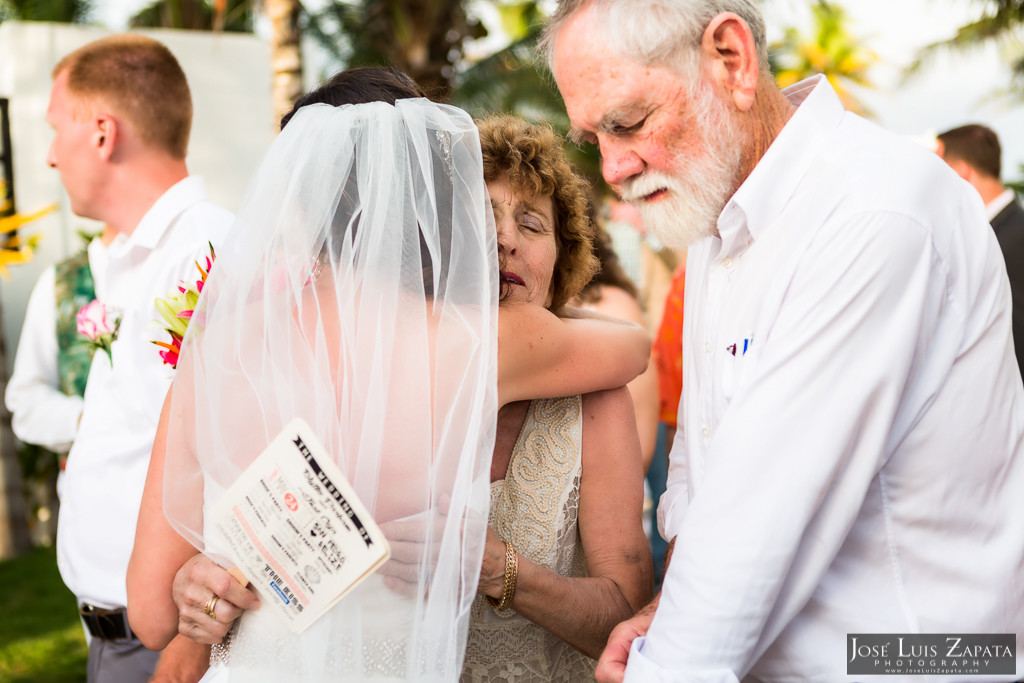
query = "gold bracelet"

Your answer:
(486, 540), (518, 612)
